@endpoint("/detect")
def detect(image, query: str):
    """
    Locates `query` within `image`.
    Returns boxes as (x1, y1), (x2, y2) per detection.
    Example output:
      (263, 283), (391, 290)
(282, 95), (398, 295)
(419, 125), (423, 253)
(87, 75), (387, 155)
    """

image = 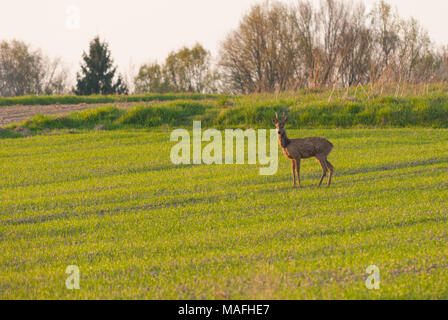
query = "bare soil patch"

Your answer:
(0, 102), (145, 126)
